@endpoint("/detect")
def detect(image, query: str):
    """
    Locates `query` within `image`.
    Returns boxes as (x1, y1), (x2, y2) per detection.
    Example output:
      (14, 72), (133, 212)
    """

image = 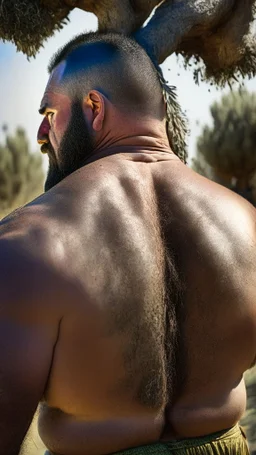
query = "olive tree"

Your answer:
(0, 126), (44, 213)
(0, 0), (255, 86)
(193, 89), (256, 204)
